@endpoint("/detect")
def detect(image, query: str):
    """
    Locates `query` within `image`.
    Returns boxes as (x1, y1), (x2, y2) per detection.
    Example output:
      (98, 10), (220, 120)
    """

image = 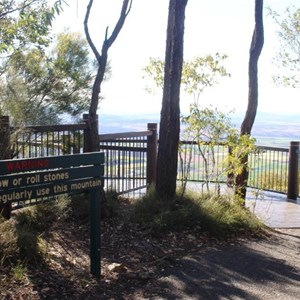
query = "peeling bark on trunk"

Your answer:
(156, 0), (188, 199)
(235, 0), (264, 200)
